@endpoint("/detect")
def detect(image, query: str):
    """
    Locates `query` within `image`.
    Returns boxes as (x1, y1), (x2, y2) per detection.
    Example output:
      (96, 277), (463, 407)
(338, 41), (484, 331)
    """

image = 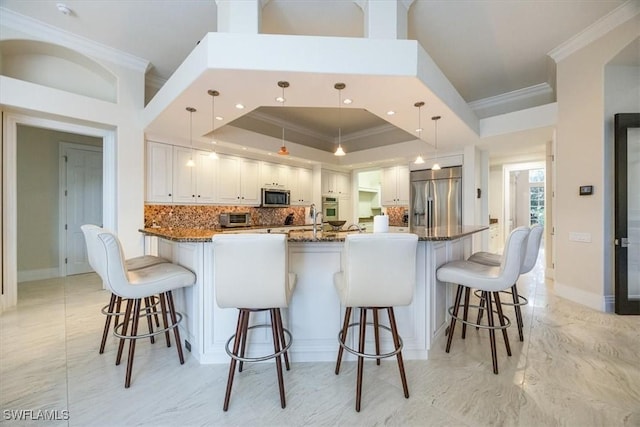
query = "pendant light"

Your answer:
(413, 101), (425, 164)
(207, 89), (219, 159)
(334, 82), (346, 156)
(277, 81), (290, 156)
(186, 107), (196, 167)
(431, 115), (442, 170)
